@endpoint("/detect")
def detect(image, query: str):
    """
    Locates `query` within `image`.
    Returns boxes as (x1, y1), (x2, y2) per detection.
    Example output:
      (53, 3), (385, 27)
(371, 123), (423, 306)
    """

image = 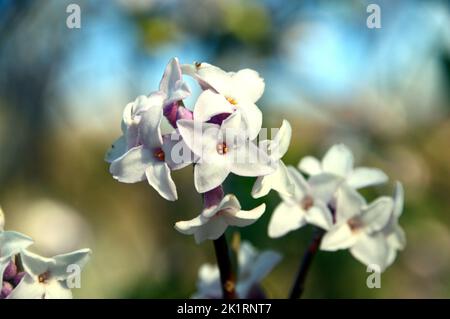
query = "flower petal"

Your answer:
(350, 233), (389, 271)
(175, 215), (228, 244)
(6, 274), (46, 299)
(104, 135), (127, 163)
(161, 132), (195, 170)
(159, 57), (191, 104)
(194, 160), (230, 193)
(193, 90), (234, 122)
(139, 100), (164, 149)
(298, 156), (322, 175)
(51, 248), (92, 279)
(320, 223), (358, 251)
(230, 68), (265, 103)
(203, 194), (241, 218)
(224, 203), (266, 227)
(361, 197), (394, 234)
(145, 162), (178, 201)
(304, 203), (333, 230)
(322, 144), (354, 177)
(229, 142), (275, 177)
(268, 120), (292, 160)
(110, 146), (154, 183)
(268, 202), (306, 238)
(251, 161), (294, 199)
(308, 173), (343, 204)
(393, 181), (404, 218)
(238, 102), (263, 140)
(347, 167), (388, 189)
(0, 231), (33, 258)
(334, 184), (366, 223)
(177, 119), (221, 158)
